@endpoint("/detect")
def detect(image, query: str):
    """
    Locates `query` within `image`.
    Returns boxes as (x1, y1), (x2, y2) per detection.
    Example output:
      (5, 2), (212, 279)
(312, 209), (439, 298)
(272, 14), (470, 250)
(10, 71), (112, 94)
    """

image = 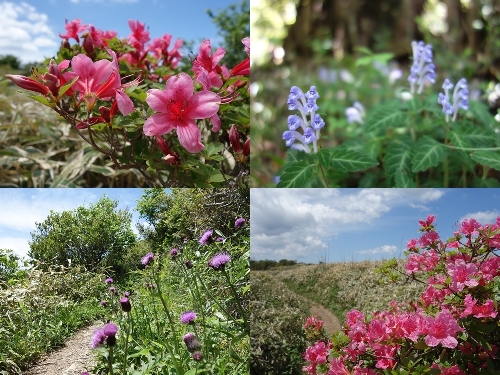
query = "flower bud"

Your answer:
(183, 332), (201, 352)
(82, 34), (95, 56)
(5, 74), (50, 95)
(243, 137), (250, 156)
(120, 297), (132, 312)
(99, 106), (111, 122)
(229, 125), (242, 152)
(192, 351), (203, 361)
(42, 73), (60, 96)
